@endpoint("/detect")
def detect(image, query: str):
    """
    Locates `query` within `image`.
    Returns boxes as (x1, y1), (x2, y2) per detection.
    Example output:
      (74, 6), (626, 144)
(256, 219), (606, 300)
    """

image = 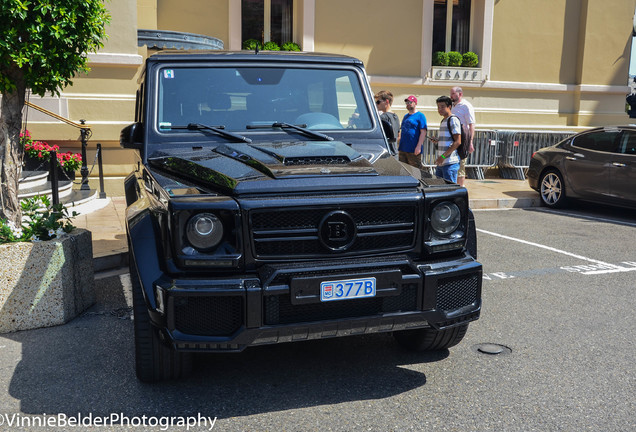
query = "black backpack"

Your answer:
(446, 115), (468, 160)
